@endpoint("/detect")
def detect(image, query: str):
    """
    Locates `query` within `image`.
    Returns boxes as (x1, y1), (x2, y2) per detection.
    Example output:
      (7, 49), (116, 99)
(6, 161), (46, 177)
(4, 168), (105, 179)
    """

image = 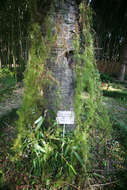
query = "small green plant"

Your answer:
(0, 68), (17, 102)
(0, 68), (16, 91)
(0, 169), (5, 188)
(14, 115), (89, 189)
(100, 72), (112, 83)
(124, 74), (127, 80)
